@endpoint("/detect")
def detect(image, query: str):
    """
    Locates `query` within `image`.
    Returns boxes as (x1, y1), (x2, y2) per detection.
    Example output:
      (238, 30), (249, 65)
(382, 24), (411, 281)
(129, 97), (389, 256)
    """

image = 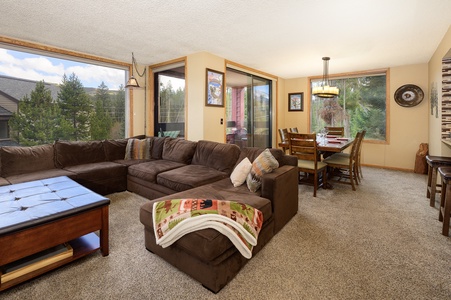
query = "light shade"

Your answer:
(125, 52), (146, 89)
(312, 57), (339, 98)
(125, 76), (140, 88)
